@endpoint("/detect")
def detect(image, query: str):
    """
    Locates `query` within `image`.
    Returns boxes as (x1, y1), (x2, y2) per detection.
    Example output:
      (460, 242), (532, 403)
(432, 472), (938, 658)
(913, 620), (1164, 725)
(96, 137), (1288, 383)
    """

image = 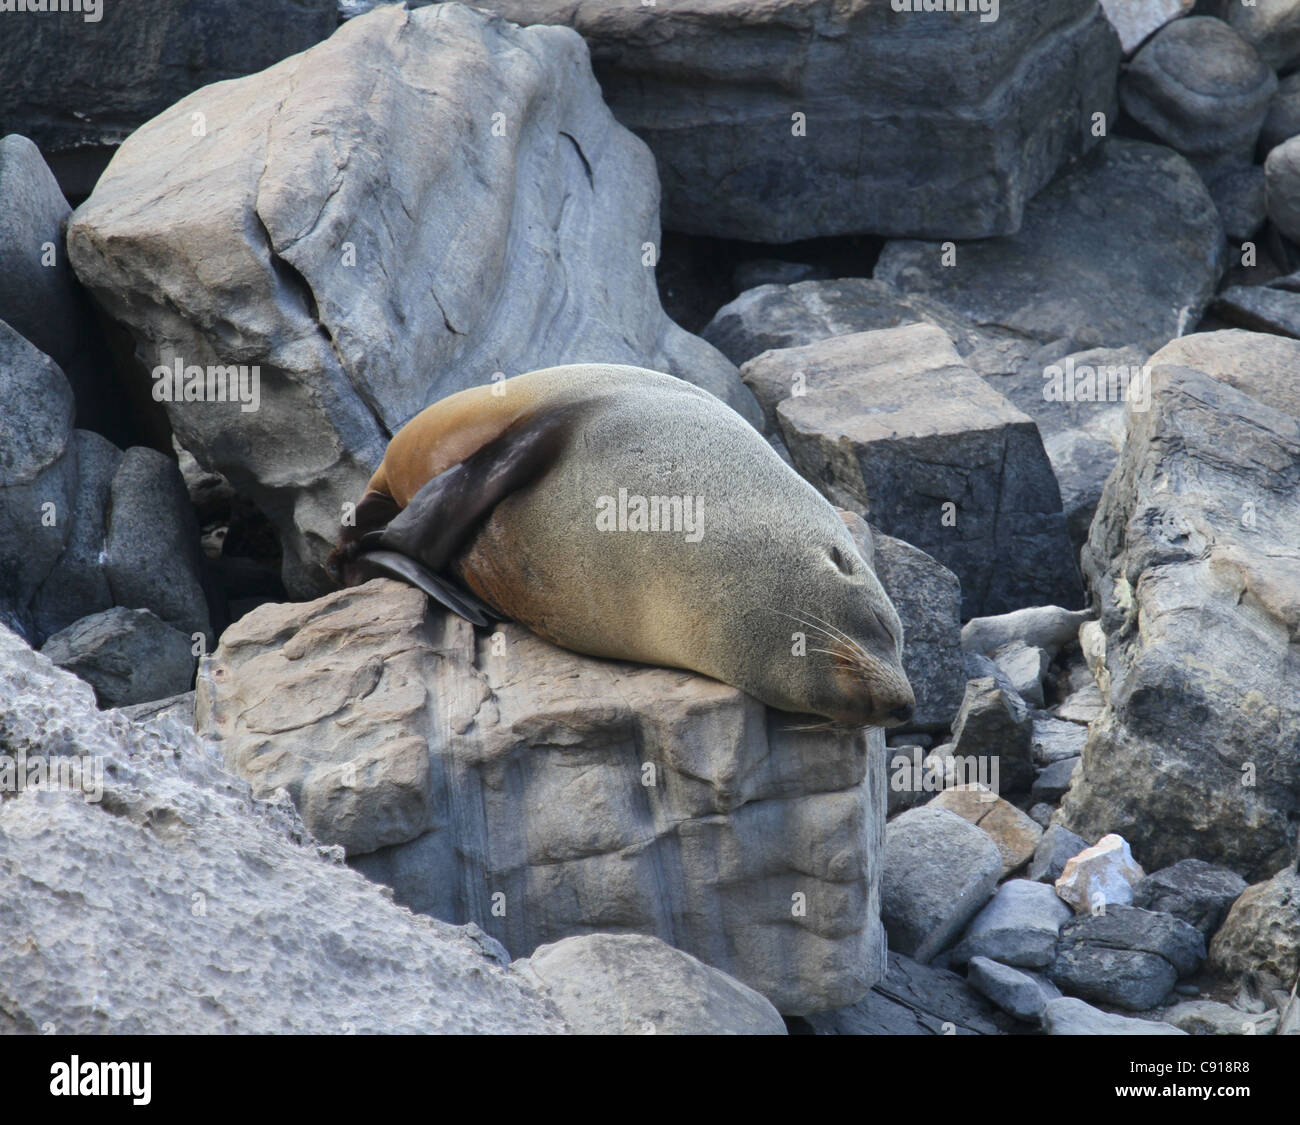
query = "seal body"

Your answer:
(334, 364), (915, 726)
